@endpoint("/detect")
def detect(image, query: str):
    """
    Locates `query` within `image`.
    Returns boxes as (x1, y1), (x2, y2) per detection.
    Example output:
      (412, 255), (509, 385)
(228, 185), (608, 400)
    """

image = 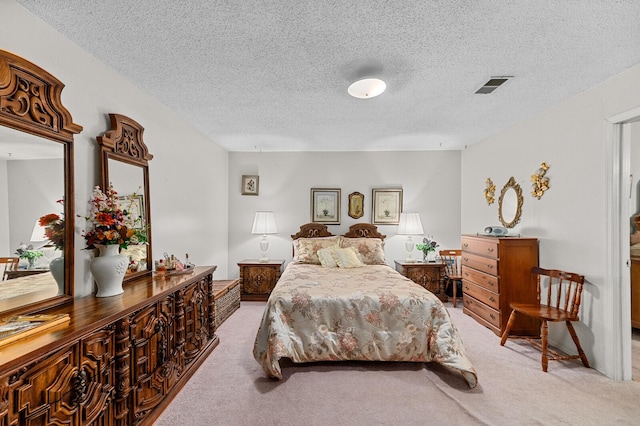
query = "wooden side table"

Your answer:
(394, 260), (446, 302)
(237, 259), (285, 301)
